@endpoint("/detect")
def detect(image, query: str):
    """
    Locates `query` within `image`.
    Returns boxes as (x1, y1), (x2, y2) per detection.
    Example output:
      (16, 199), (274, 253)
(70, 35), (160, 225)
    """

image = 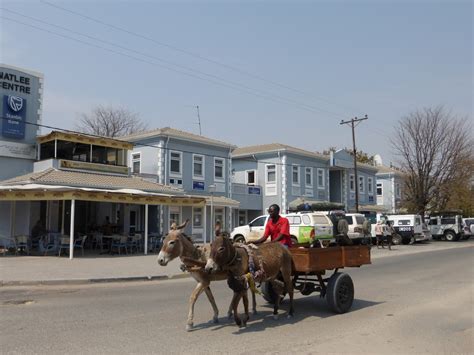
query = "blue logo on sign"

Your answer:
(2, 95), (26, 139)
(193, 181), (205, 190)
(8, 96), (24, 112)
